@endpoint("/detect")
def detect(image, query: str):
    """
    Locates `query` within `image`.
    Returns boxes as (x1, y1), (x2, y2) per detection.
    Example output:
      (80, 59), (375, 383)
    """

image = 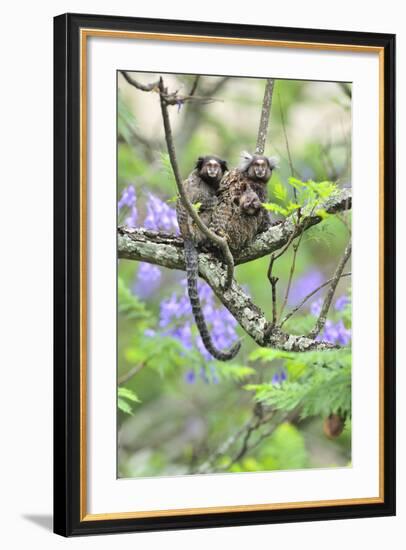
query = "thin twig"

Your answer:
(279, 272), (351, 327)
(338, 82), (352, 99)
(158, 77), (235, 288)
(194, 418), (253, 474)
(219, 409), (298, 472)
(118, 363), (147, 385)
(121, 71), (221, 106)
(269, 276), (279, 326)
(241, 410), (298, 457)
(189, 75), (200, 96)
(255, 79), (274, 155)
(228, 415), (263, 465)
(195, 408), (273, 474)
(278, 89), (295, 180)
(278, 232), (305, 320)
(278, 89), (301, 220)
(308, 241), (352, 338)
(267, 228), (297, 282)
(120, 71), (160, 92)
